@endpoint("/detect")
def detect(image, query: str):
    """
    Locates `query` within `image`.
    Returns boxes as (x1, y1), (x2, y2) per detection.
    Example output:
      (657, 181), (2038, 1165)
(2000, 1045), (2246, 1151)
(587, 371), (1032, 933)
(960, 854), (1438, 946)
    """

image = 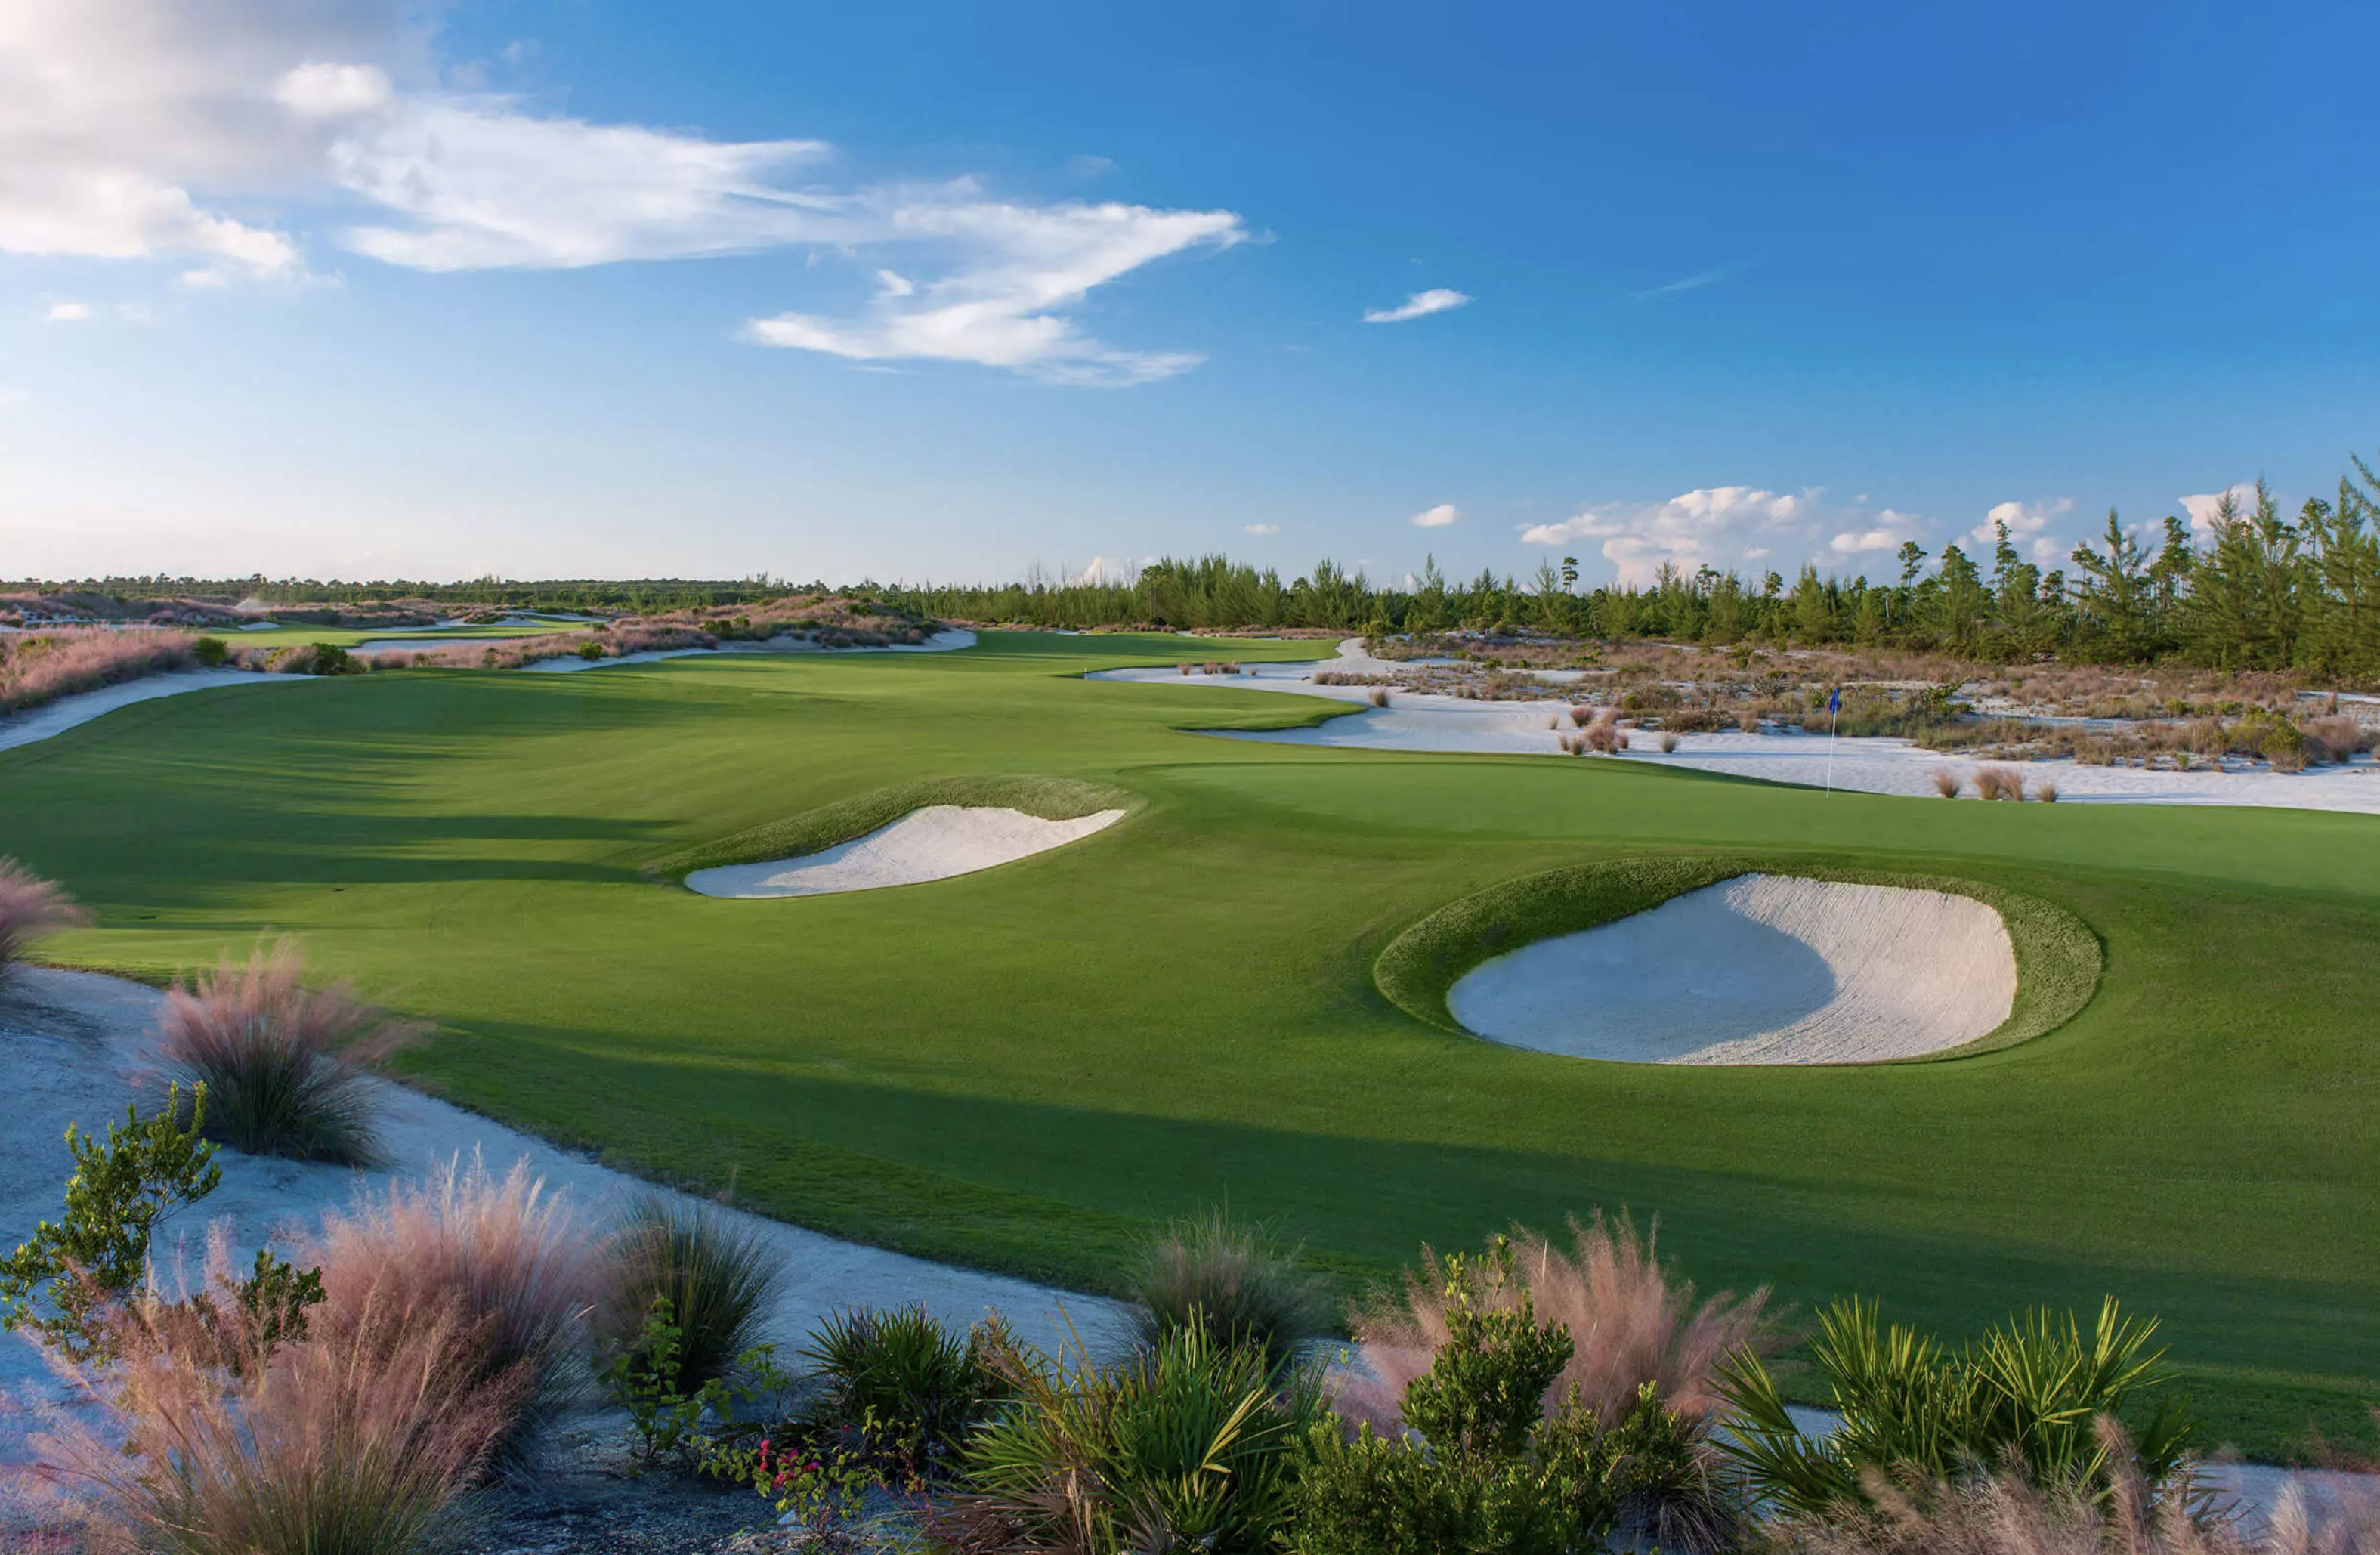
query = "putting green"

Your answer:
(2, 630), (2374, 1458)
